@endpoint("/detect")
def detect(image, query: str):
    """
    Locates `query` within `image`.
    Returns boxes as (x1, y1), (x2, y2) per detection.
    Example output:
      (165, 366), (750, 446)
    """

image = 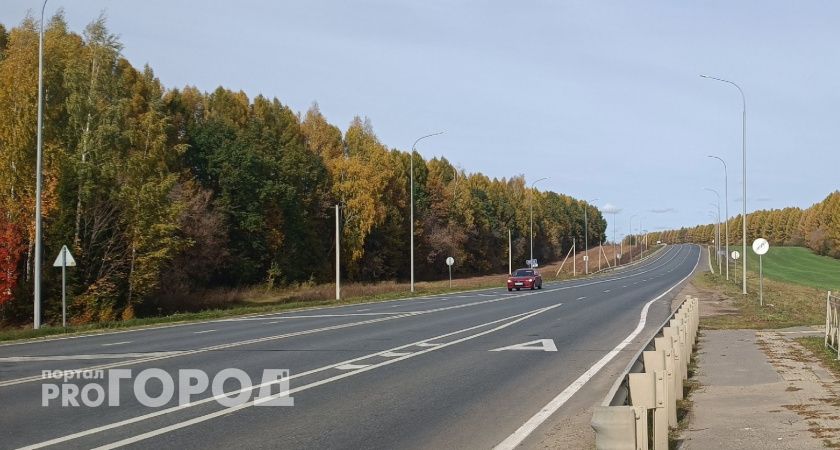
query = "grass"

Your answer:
(698, 270), (827, 329)
(797, 336), (840, 379)
(756, 246), (840, 292)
